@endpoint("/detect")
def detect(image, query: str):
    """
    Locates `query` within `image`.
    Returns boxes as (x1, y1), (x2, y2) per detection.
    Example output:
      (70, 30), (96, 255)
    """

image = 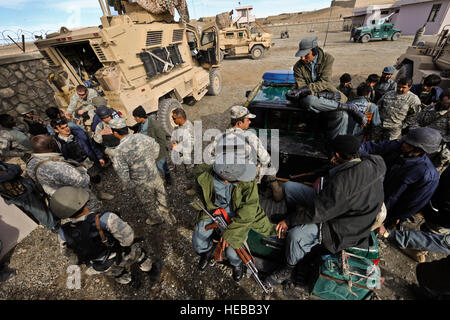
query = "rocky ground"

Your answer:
(0, 31), (447, 301)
